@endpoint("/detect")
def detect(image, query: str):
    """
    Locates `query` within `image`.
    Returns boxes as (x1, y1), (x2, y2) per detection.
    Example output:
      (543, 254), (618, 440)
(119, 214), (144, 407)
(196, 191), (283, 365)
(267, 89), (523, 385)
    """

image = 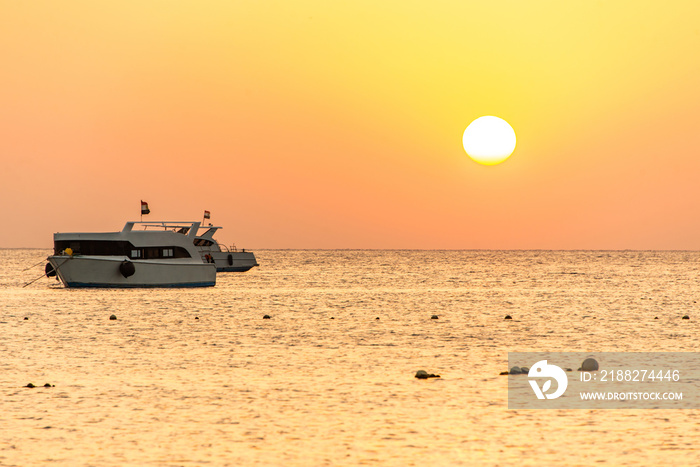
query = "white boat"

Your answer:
(194, 225), (258, 272)
(46, 221), (216, 288)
